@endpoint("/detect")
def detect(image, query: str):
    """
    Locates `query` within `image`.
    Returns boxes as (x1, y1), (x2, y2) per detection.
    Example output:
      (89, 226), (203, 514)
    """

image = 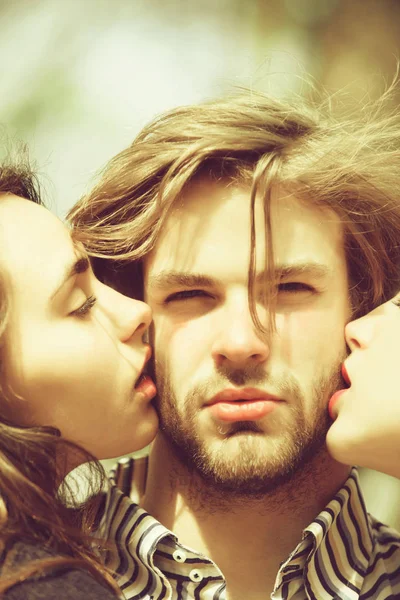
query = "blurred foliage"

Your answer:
(0, 0), (398, 215)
